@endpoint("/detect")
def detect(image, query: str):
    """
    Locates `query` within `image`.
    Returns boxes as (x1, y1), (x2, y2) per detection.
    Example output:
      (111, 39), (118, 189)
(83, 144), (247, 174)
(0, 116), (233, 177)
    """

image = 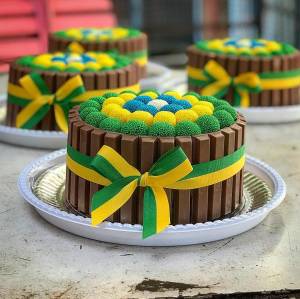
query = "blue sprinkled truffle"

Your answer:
(123, 100), (145, 112)
(140, 104), (158, 115)
(157, 94), (176, 104)
(173, 100), (192, 109)
(134, 95), (152, 104)
(160, 104), (184, 113)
